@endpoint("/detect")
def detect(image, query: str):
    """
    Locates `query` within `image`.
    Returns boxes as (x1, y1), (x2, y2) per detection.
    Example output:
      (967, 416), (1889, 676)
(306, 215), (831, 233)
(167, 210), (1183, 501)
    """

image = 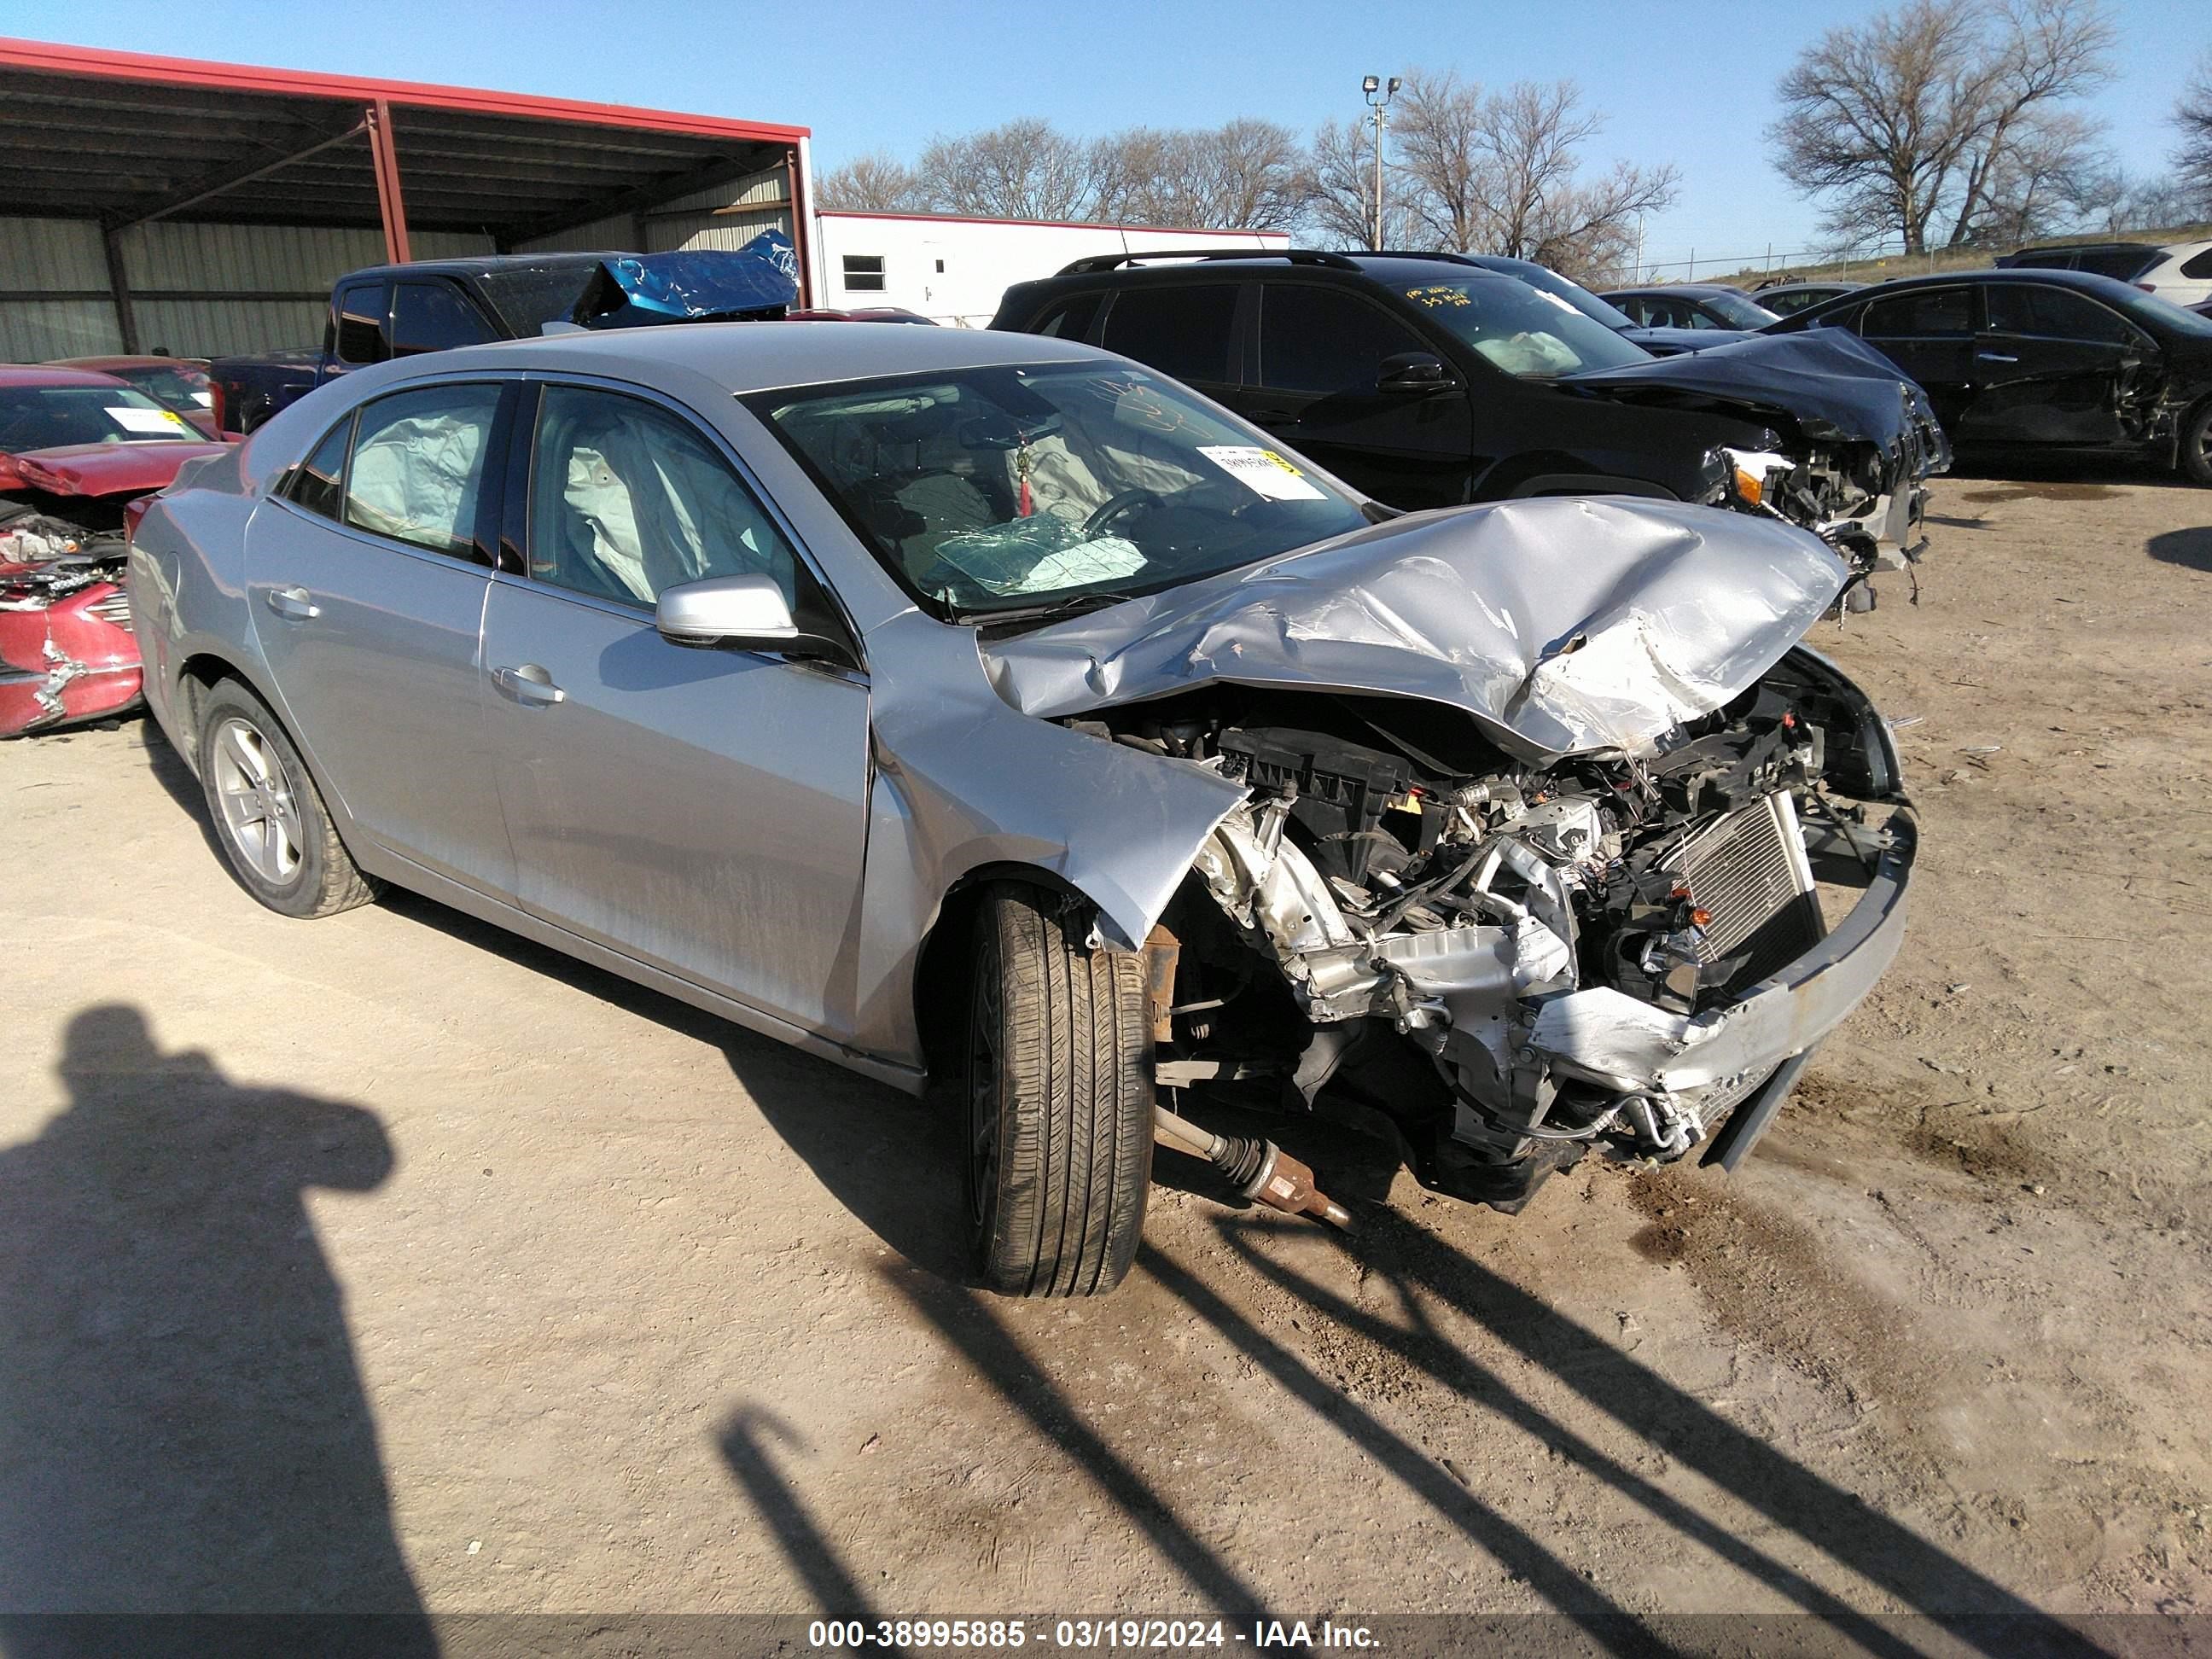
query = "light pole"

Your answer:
(1363, 74), (1400, 250)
